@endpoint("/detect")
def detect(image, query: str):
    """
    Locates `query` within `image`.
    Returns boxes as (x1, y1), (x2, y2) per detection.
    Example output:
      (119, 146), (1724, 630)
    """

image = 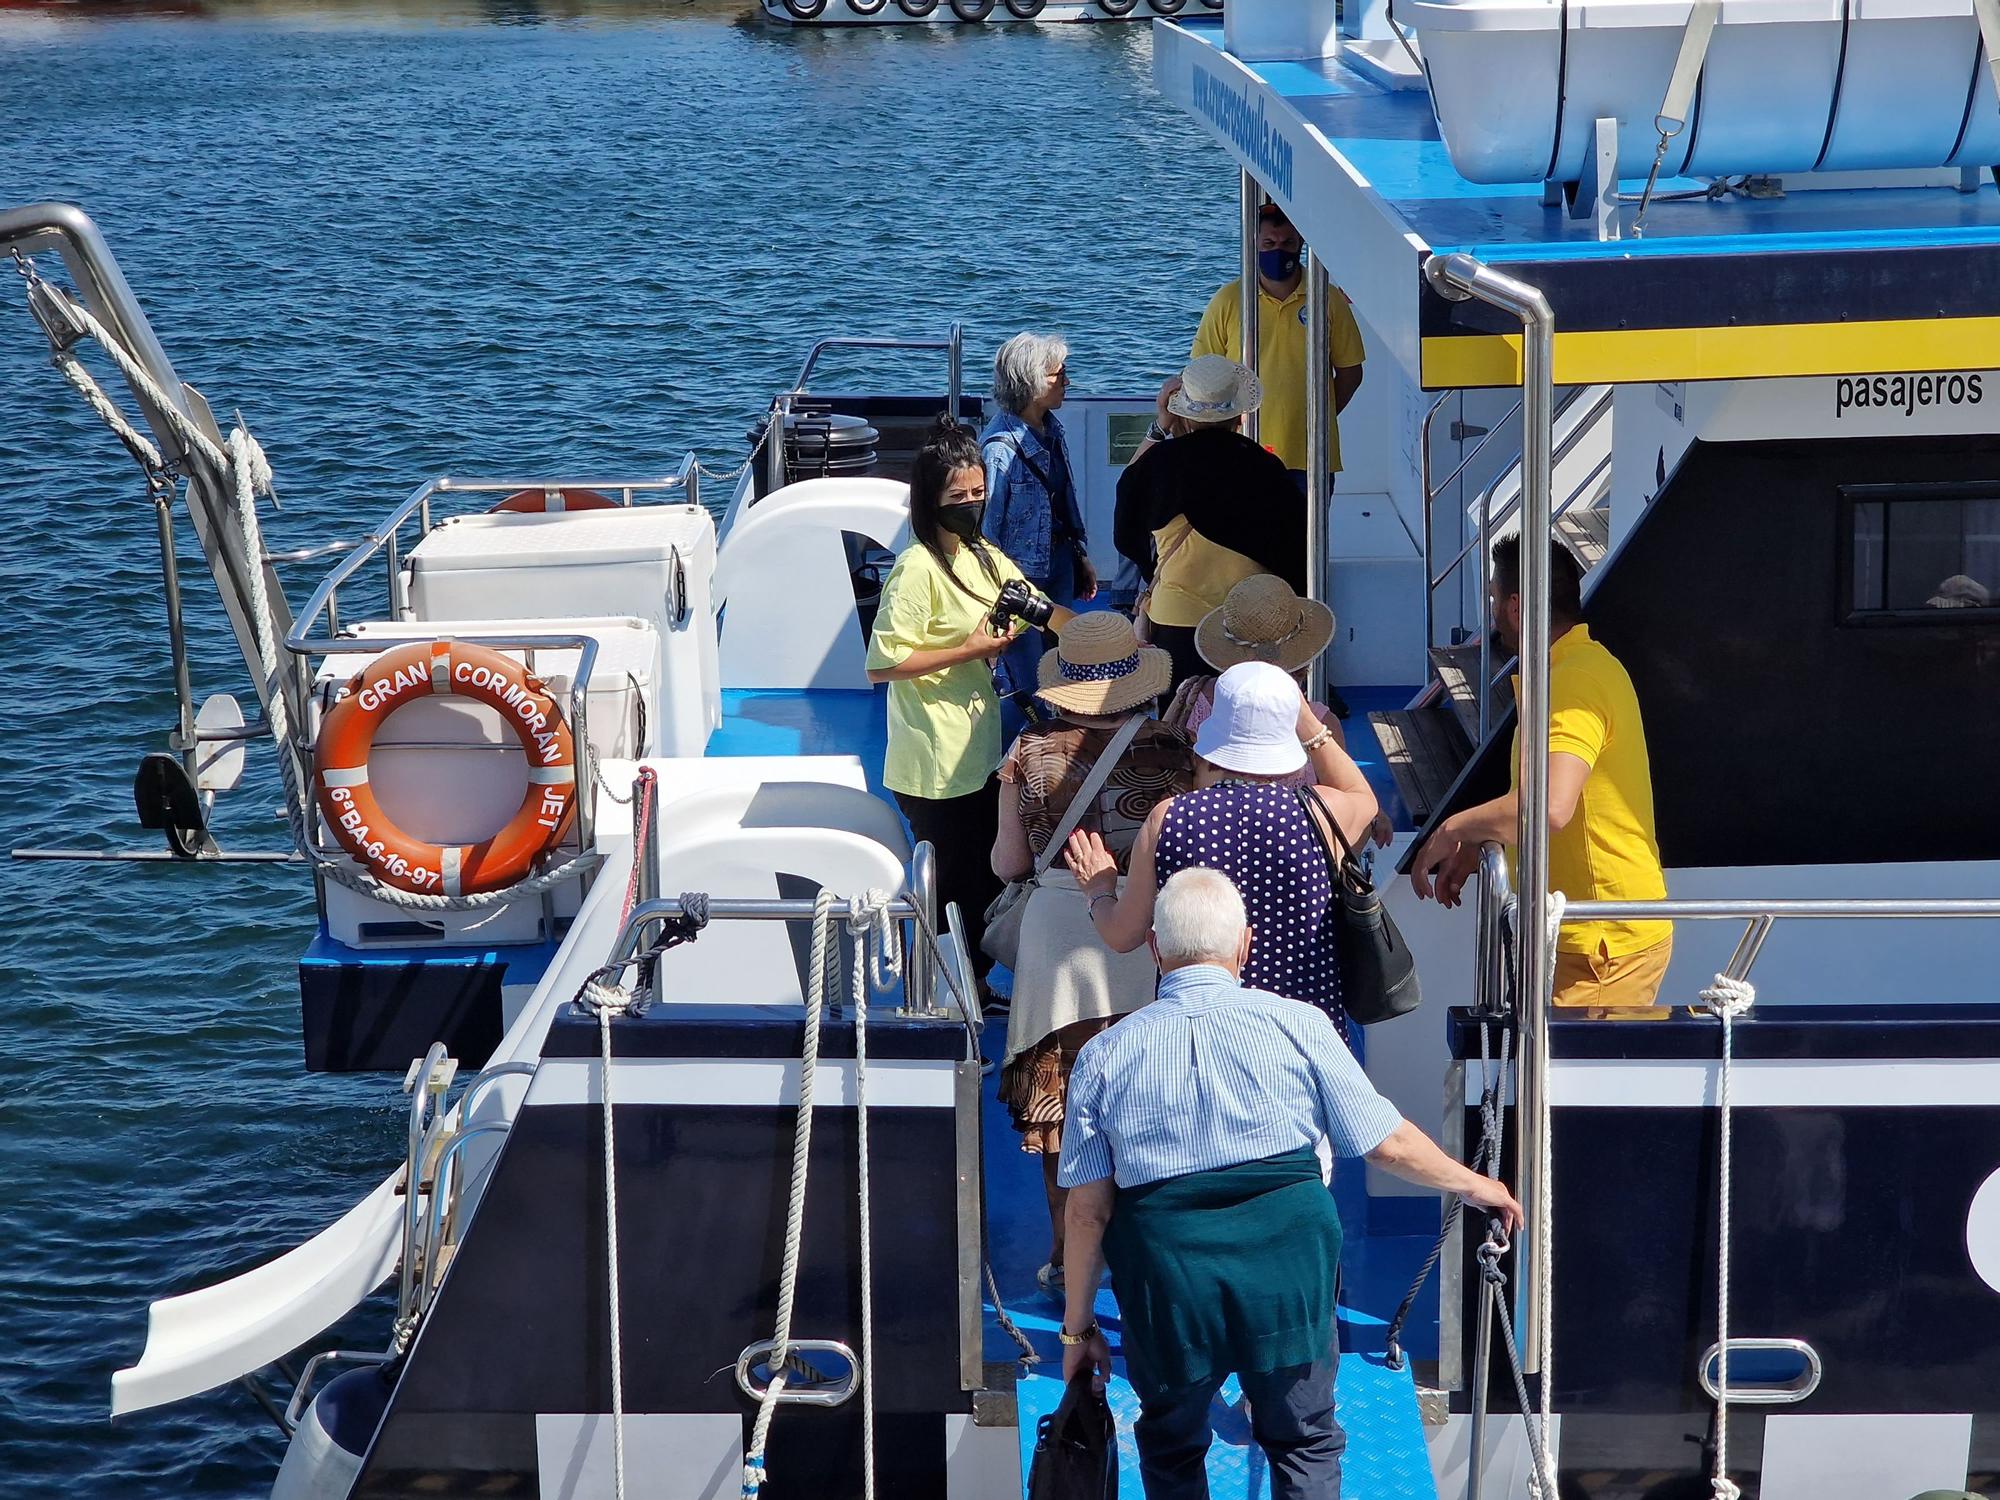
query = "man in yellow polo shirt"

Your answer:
(1408, 538), (1673, 1016)
(1189, 200), (1366, 481)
